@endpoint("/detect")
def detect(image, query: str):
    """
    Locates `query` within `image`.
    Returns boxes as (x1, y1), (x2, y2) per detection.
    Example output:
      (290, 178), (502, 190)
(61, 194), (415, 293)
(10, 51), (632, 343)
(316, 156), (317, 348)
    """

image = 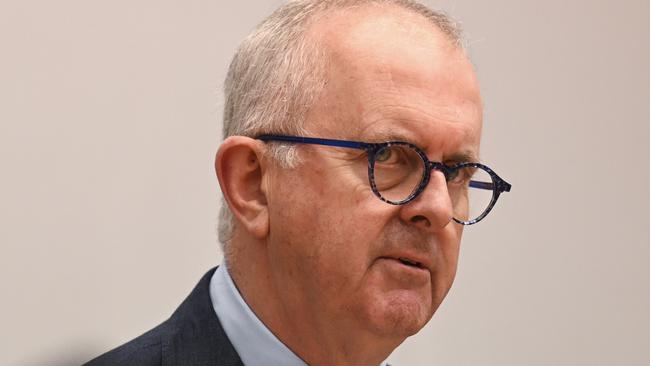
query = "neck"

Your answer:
(227, 234), (401, 366)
